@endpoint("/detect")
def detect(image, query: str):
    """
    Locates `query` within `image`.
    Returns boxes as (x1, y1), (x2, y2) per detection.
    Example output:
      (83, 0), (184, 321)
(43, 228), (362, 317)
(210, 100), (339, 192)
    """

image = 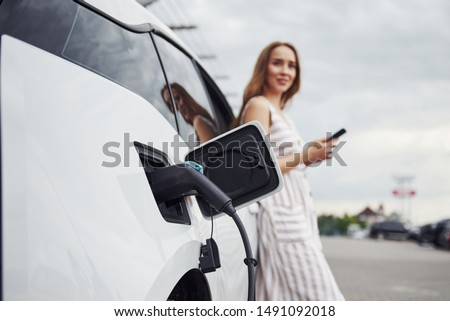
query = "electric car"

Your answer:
(0, 0), (282, 300)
